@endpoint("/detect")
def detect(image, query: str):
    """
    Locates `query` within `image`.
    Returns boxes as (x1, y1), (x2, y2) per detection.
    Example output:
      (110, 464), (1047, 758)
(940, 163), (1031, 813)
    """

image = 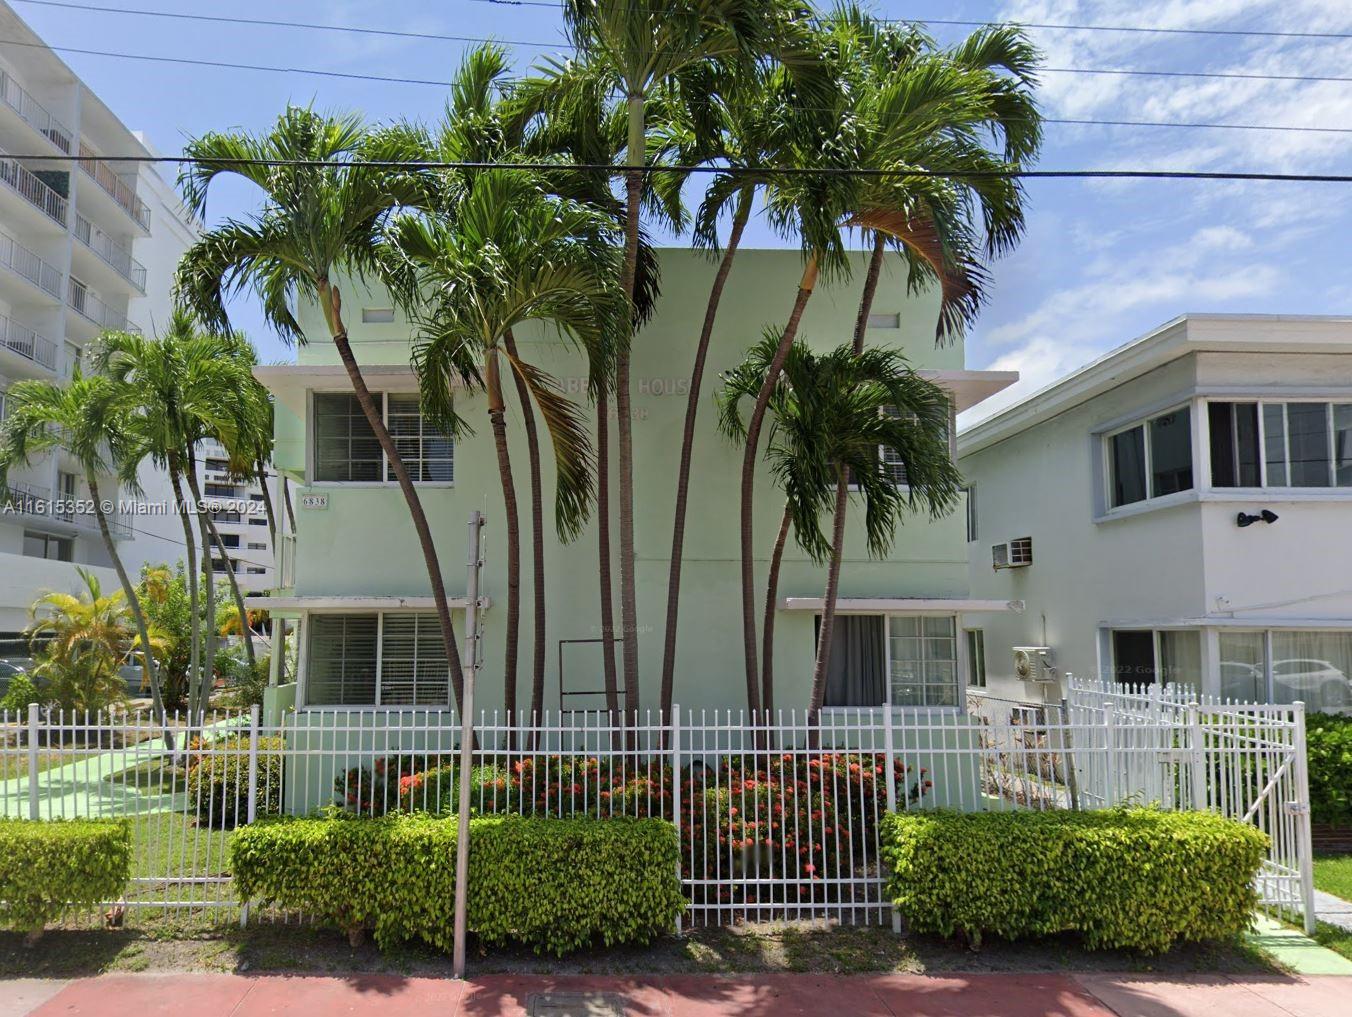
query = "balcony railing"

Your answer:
(74, 213), (146, 292)
(77, 141), (149, 230)
(67, 280), (141, 334)
(0, 70), (73, 153)
(1, 479), (132, 537)
(0, 311), (57, 369)
(0, 227), (62, 297)
(0, 147), (67, 224)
